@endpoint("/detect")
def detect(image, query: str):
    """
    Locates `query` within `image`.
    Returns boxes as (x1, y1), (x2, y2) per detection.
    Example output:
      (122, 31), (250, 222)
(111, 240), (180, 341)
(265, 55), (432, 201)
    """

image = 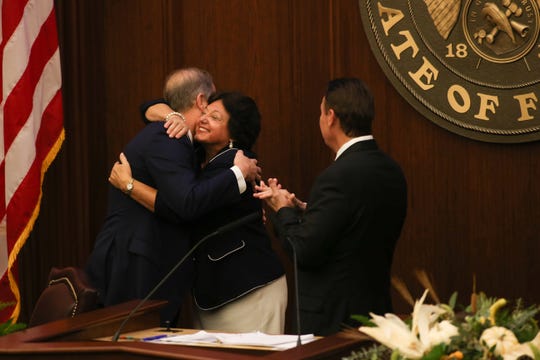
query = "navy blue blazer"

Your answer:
(188, 148), (285, 310)
(271, 139), (407, 336)
(86, 123), (242, 323)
